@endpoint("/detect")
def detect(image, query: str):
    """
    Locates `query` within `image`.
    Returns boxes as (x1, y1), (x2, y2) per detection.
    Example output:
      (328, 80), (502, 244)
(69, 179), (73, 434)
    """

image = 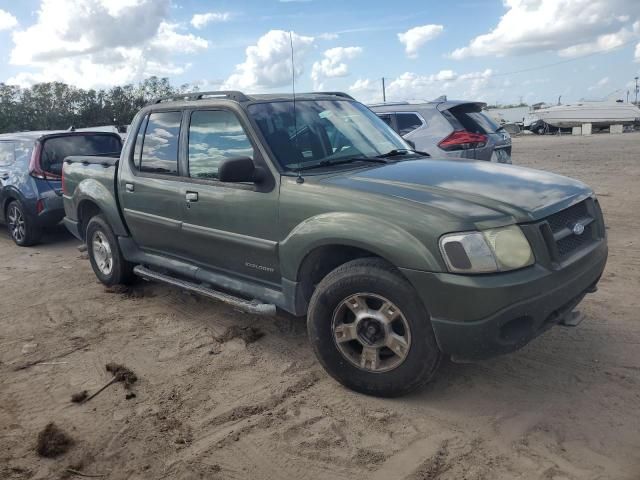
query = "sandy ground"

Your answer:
(1, 132), (639, 480)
